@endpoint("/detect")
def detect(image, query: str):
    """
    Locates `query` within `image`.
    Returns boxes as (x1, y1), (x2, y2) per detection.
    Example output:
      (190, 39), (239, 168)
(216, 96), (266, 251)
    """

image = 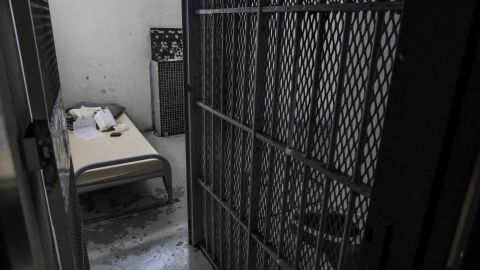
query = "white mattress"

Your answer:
(69, 113), (165, 186)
